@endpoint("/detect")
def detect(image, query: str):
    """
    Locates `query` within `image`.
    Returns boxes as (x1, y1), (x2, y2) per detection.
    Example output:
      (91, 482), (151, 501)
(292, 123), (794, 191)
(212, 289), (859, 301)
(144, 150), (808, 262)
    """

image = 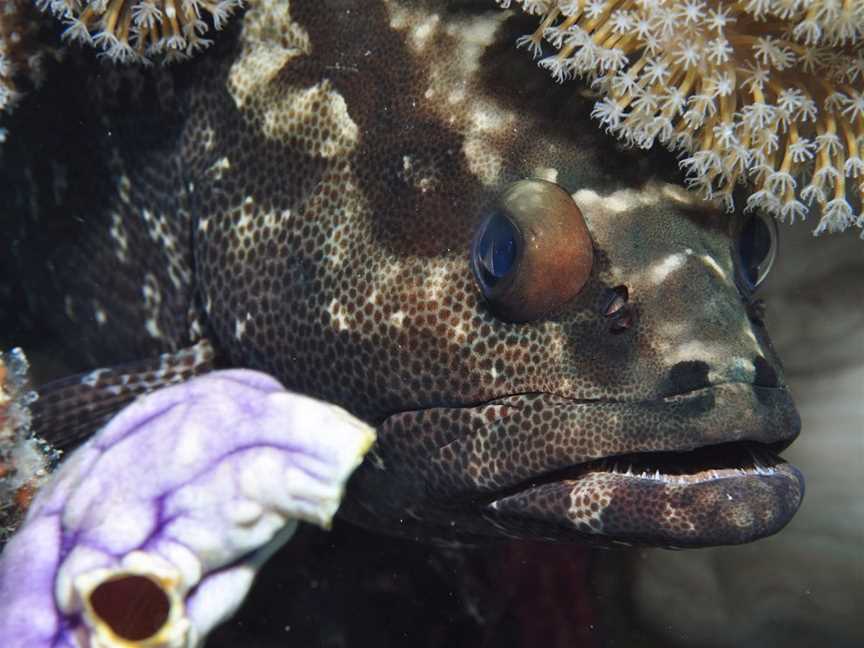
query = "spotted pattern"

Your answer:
(5, 1), (802, 546)
(30, 341), (215, 450)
